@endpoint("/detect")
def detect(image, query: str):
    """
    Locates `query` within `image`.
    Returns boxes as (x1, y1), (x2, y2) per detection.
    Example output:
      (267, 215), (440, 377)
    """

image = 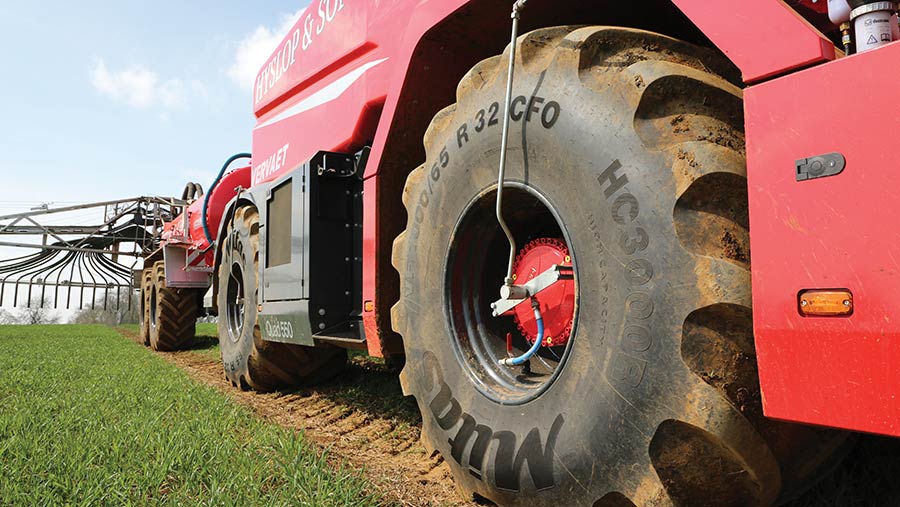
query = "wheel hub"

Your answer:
(150, 285), (158, 328)
(511, 238), (574, 347)
(226, 262), (245, 343)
